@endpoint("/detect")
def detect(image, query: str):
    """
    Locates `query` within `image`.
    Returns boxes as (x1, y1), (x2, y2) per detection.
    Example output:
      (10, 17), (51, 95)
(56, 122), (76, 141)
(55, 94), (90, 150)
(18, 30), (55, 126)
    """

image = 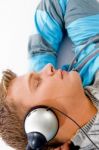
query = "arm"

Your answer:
(28, 0), (67, 72)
